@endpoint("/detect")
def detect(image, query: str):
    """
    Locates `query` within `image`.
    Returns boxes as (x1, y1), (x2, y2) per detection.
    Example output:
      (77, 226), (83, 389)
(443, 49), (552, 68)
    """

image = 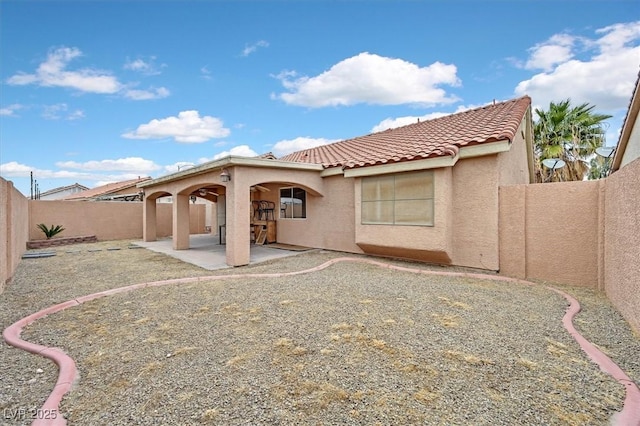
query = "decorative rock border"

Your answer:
(3, 257), (639, 426)
(27, 236), (98, 250)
